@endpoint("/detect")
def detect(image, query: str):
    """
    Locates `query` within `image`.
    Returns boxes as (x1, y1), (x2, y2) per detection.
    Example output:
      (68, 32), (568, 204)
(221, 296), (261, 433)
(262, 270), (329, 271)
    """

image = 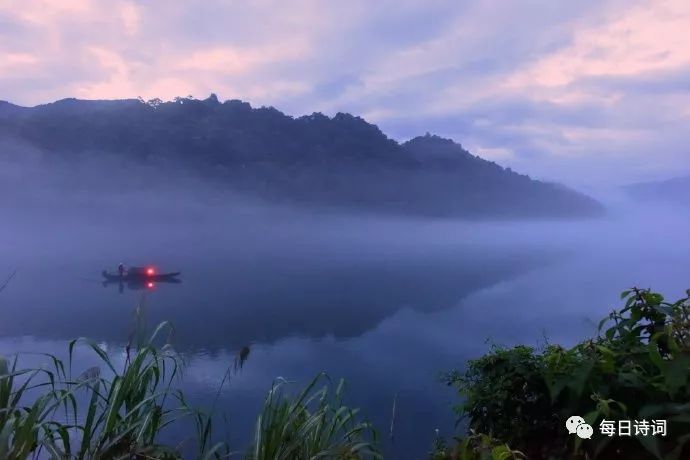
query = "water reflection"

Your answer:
(0, 246), (555, 351)
(101, 277), (182, 292)
(2, 220), (689, 458)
